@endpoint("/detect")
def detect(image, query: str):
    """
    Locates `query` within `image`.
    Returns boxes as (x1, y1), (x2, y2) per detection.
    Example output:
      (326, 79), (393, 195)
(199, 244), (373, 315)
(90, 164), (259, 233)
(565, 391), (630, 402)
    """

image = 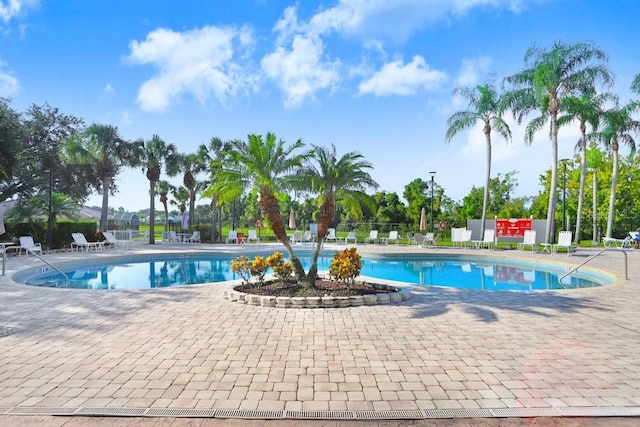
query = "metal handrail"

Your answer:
(560, 248), (628, 284)
(22, 248), (69, 284)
